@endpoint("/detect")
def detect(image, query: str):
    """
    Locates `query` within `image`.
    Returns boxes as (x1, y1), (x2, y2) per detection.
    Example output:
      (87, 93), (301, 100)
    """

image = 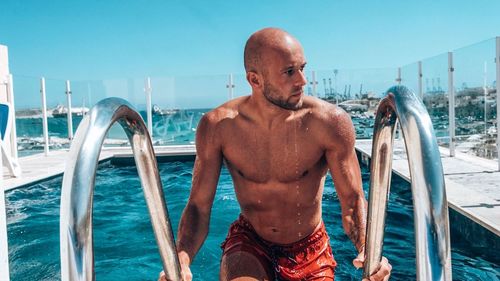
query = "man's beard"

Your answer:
(263, 81), (303, 111)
